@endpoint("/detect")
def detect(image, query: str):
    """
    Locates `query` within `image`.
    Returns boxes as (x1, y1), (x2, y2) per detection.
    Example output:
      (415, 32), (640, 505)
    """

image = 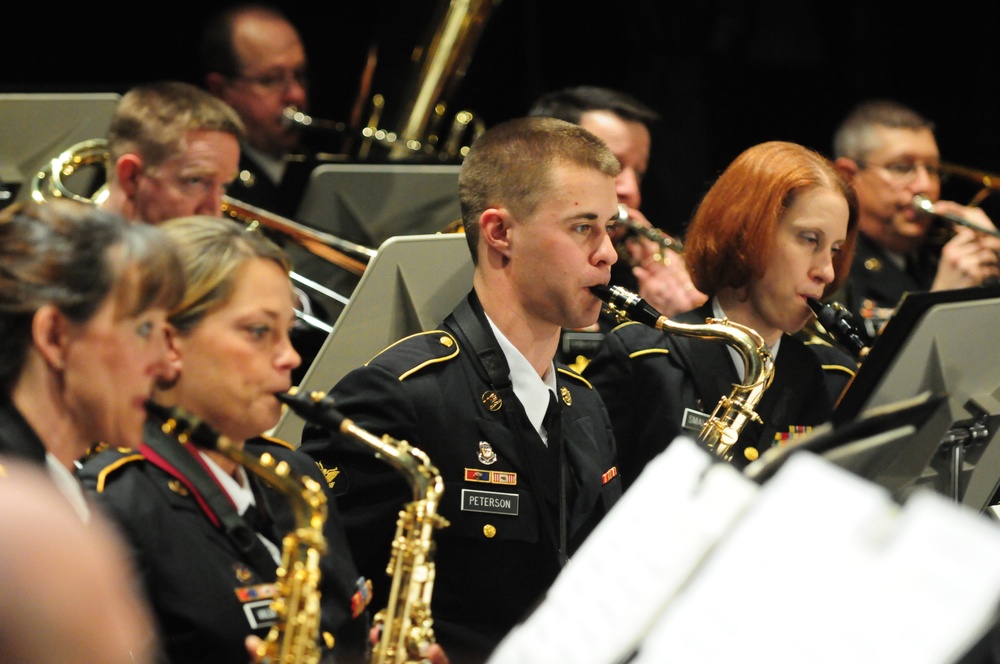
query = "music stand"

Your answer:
(0, 92), (120, 206)
(270, 232), (473, 446)
(746, 392), (951, 493)
(829, 285), (1000, 511)
(294, 162), (462, 248)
